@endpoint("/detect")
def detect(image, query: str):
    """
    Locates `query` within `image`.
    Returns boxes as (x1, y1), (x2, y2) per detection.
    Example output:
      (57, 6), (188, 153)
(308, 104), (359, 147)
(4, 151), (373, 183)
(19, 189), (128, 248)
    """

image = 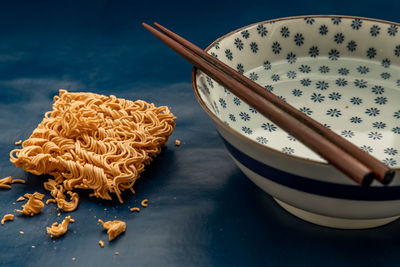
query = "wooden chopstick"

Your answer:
(151, 22), (395, 185)
(142, 22), (388, 186)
